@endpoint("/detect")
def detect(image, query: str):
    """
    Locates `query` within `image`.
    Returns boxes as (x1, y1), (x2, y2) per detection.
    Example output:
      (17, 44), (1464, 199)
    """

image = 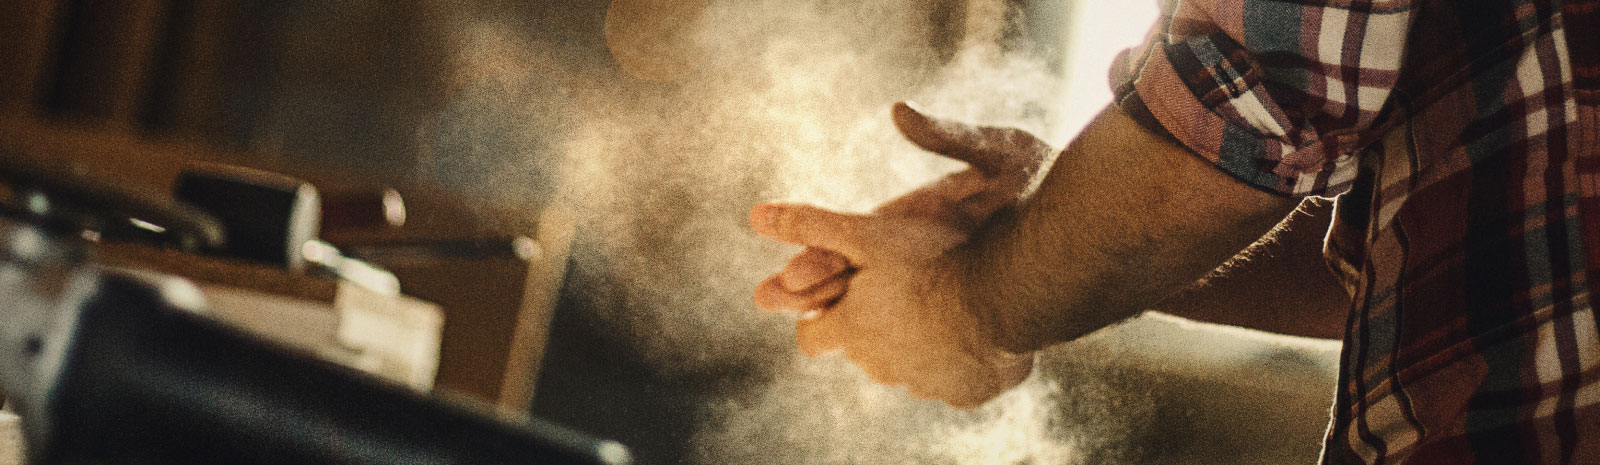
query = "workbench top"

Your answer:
(0, 412), (20, 465)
